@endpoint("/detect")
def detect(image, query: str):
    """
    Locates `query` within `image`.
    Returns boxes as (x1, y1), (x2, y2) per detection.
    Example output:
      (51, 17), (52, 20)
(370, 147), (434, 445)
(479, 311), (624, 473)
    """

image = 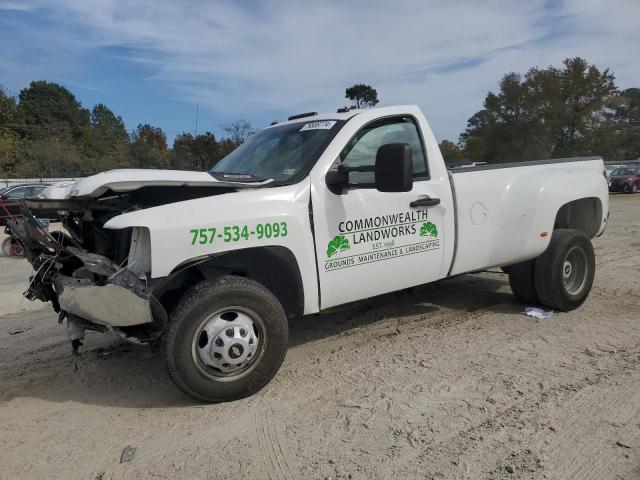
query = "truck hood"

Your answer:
(43, 169), (271, 199)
